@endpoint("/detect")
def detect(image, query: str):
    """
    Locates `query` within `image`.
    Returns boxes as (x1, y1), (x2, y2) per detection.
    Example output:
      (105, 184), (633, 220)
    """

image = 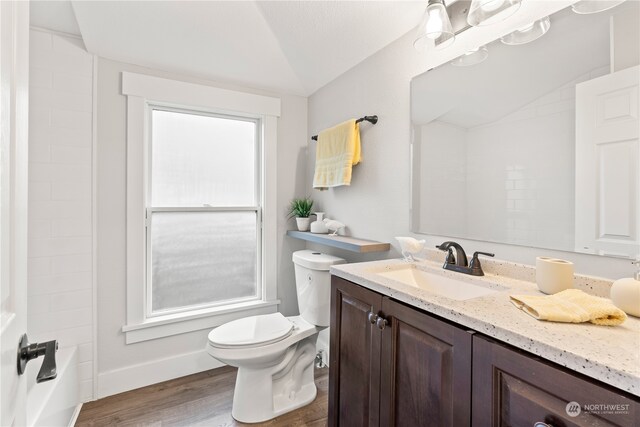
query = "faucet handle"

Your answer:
(473, 251), (495, 259)
(469, 251), (495, 276)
